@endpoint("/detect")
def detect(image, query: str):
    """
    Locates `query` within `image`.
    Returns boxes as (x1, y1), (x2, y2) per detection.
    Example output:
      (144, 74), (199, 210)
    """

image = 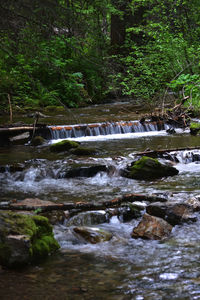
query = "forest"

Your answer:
(0, 0), (200, 114)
